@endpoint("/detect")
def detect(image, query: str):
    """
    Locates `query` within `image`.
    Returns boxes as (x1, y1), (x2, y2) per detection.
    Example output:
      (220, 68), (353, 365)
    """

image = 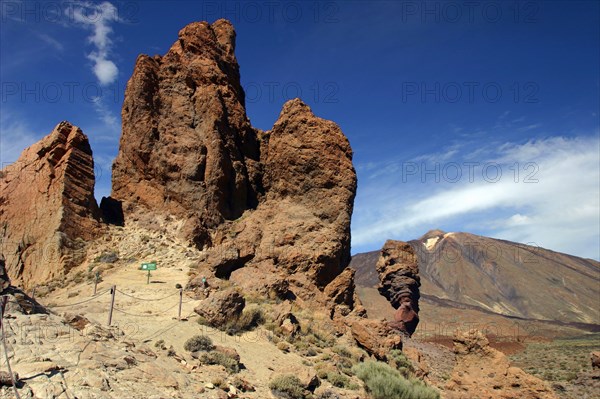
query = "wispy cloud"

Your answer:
(72, 2), (121, 85)
(0, 113), (38, 167)
(352, 134), (600, 260)
(91, 96), (119, 131)
(37, 32), (65, 52)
